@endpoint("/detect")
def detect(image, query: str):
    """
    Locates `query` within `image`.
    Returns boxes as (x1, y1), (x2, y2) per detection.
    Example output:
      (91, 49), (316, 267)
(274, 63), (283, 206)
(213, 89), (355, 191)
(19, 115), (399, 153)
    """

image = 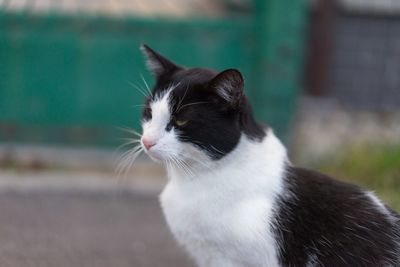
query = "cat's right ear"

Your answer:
(209, 69), (244, 109)
(140, 44), (181, 79)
